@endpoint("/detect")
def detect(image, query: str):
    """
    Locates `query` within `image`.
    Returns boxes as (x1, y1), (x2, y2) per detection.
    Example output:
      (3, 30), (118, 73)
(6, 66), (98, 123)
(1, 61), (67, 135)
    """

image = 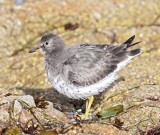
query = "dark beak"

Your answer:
(29, 46), (40, 53)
